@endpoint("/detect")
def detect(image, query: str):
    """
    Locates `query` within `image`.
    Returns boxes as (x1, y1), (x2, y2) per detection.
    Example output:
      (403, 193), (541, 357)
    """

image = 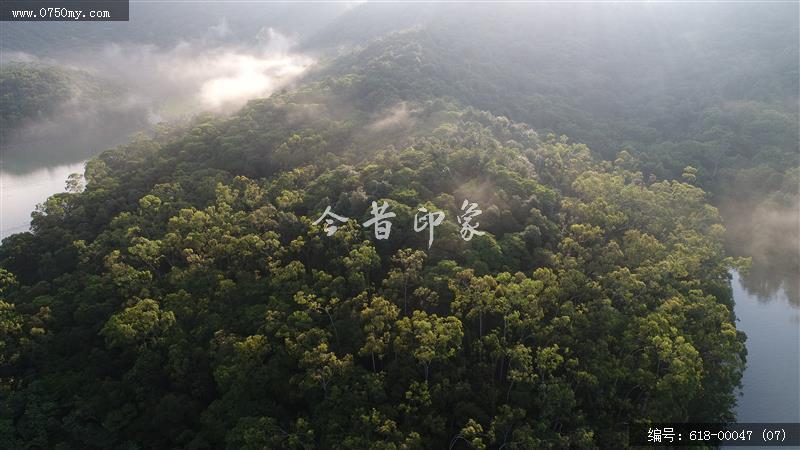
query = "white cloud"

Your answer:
(68, 28), (314, 116)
